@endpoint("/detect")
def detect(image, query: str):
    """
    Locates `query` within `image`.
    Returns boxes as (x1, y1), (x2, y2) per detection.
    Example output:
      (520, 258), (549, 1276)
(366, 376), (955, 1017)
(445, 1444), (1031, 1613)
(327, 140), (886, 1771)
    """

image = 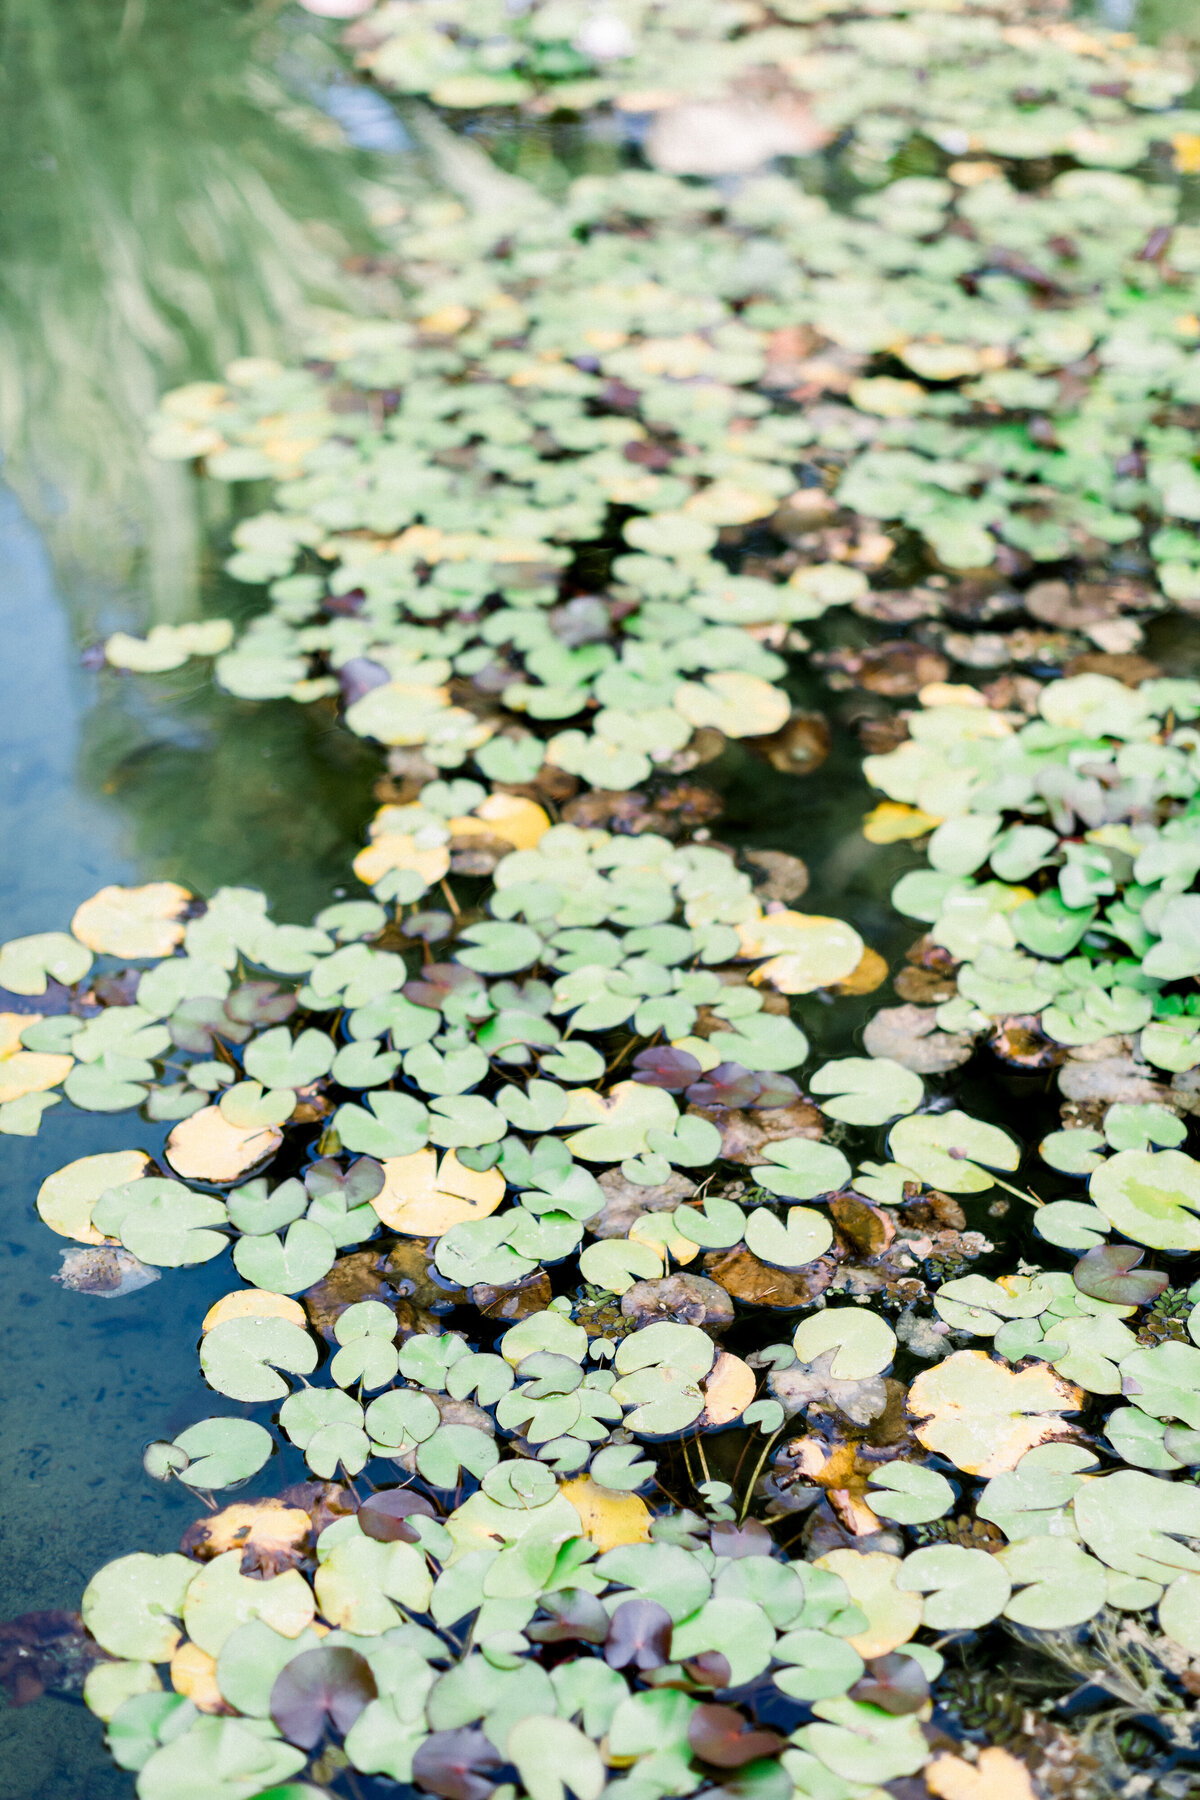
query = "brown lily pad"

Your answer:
(591, 1167), (697, 1238)
(741, 850), (810, 903)
(703, 1246), (835, 1308)
(621, 1273), (734, 1329)
(746, 712), (831, 777)
(862, 1005), (975, 1073)
(688, 1098), (822, 1165)
(472, 1269), (553, 1320)
(830, 1195), (895, 1258)
(303, 1248), (433, 1343)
